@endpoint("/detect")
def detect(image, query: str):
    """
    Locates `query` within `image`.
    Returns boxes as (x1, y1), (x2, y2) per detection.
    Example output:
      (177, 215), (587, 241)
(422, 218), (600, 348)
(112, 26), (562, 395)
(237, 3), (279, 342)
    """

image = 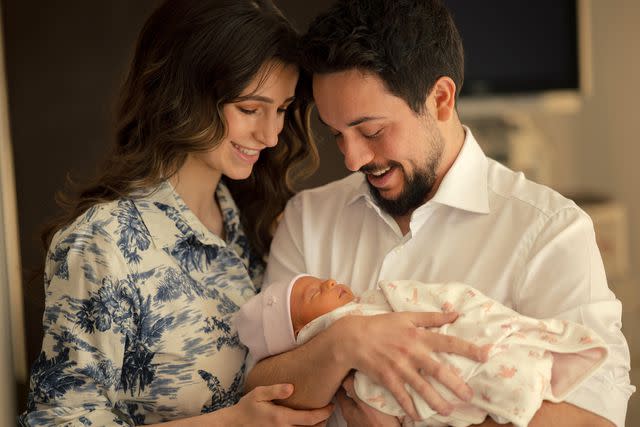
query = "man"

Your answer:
(244, 1), (634, 426)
